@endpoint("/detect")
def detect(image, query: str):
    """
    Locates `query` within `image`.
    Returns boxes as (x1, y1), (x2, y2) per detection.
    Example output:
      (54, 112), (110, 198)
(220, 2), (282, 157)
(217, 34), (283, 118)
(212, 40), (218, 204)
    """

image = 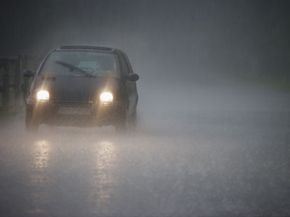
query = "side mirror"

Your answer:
(23, 70), (35, 78)
(126, 73), (139, 82)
